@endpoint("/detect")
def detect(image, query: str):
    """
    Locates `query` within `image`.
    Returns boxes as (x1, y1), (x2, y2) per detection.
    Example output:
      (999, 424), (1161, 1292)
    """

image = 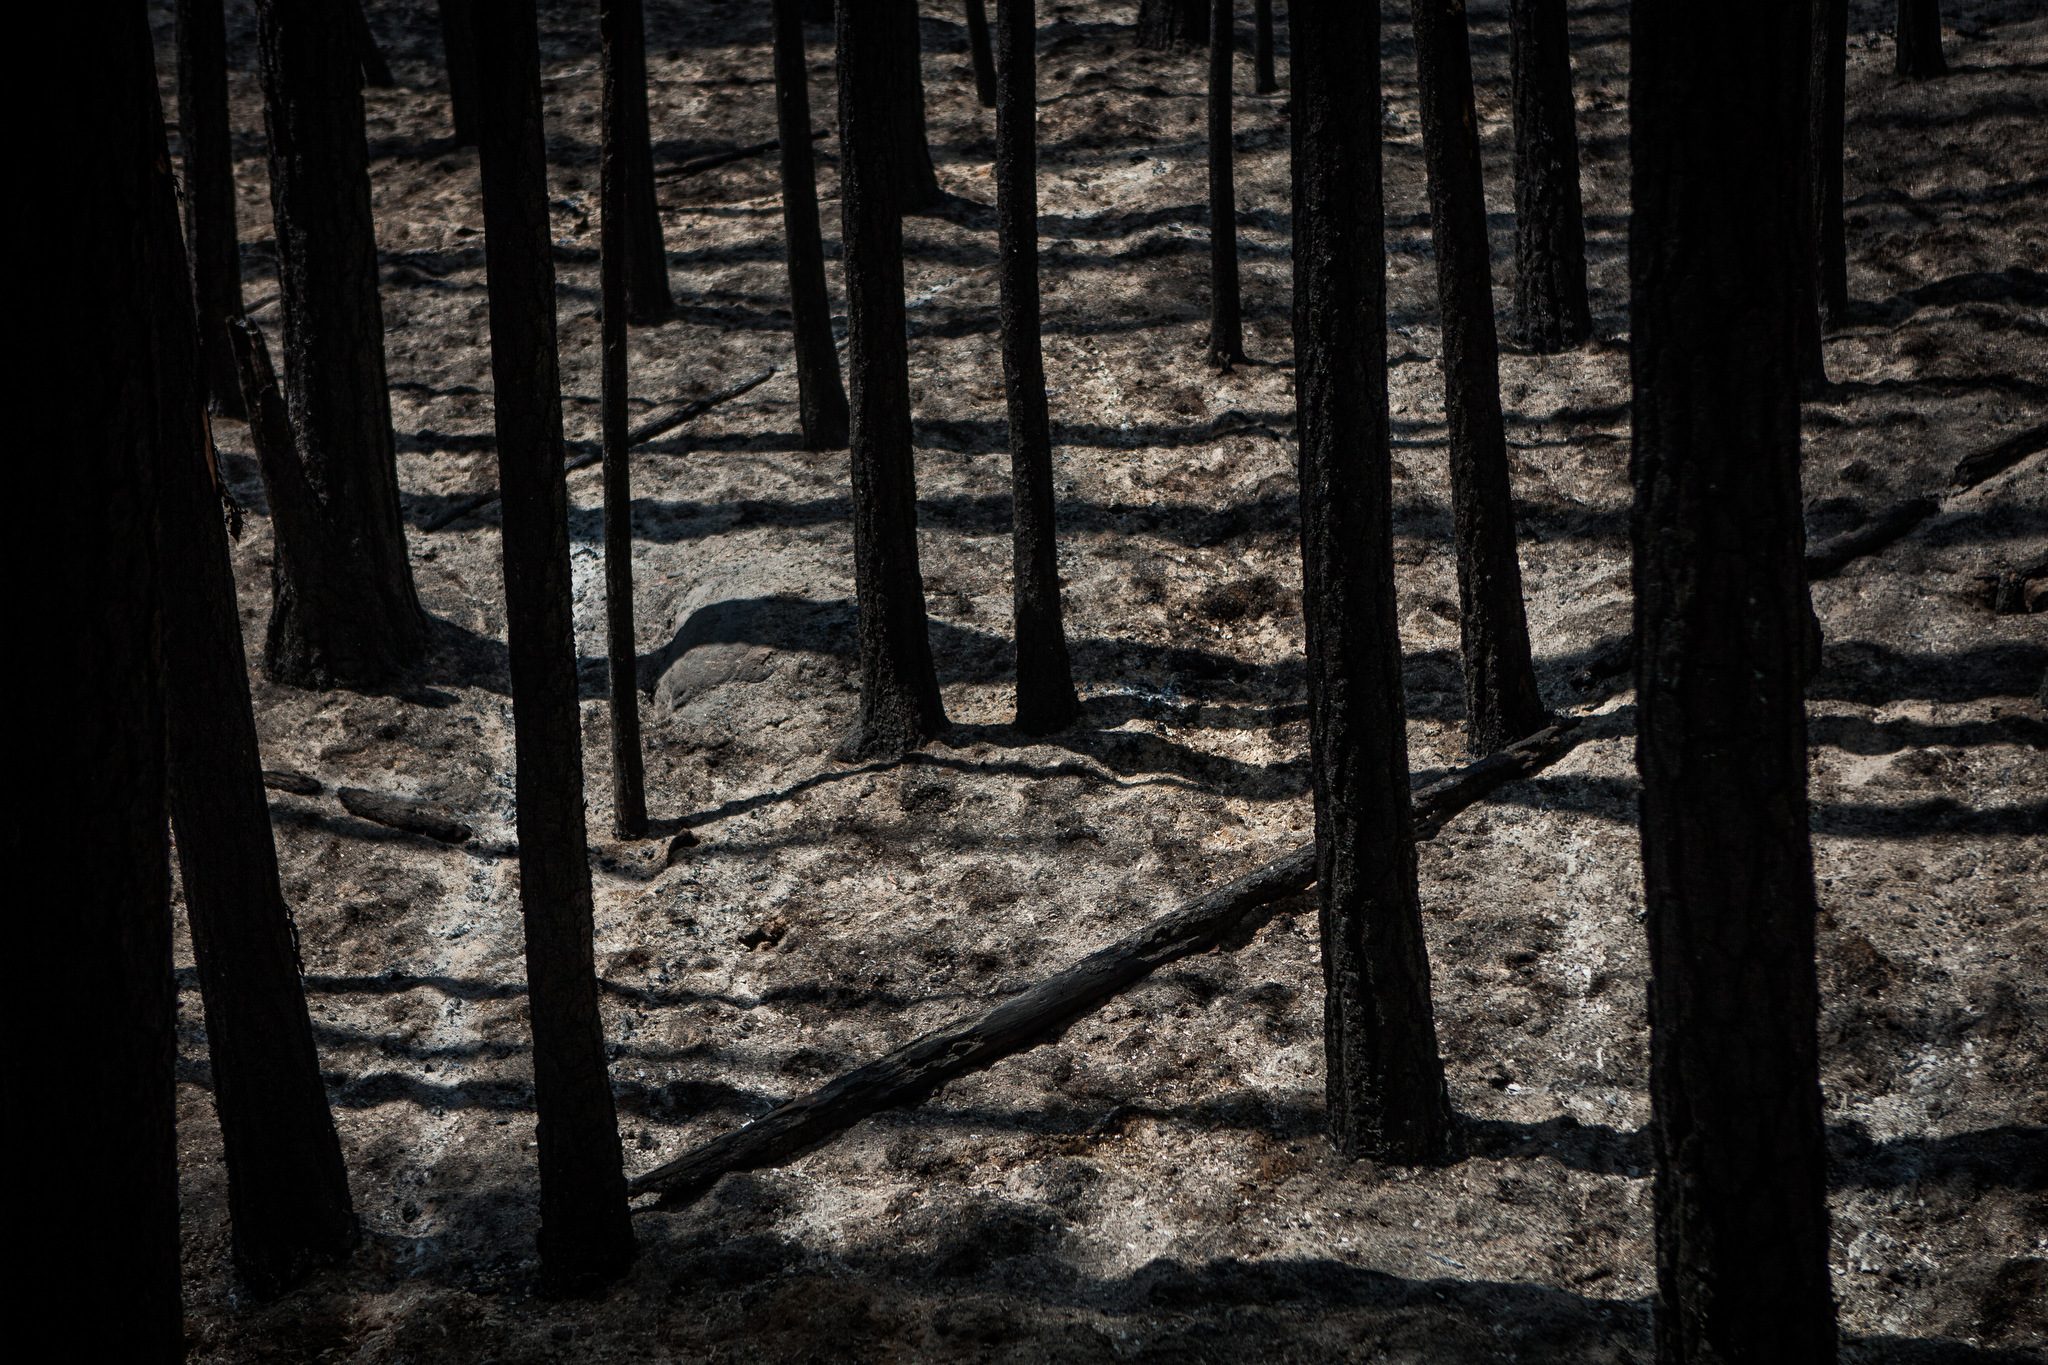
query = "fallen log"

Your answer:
(1803, 496), (1942, 580)
(652, 129), (829, 181)
(262, 768), (323, 797)
(1951, 421), (2047, 489)
(337, 787), (473, 844)
(626, 720), (1584, 1206)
